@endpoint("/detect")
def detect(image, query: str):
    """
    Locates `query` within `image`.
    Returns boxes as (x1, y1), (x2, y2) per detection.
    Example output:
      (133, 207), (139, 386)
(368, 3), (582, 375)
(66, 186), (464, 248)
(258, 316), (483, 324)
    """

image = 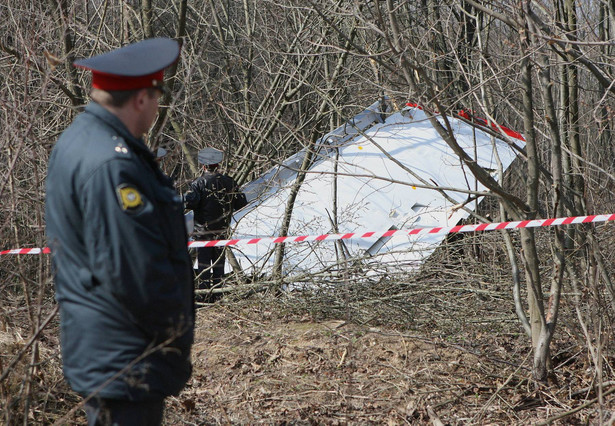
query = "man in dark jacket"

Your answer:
(45, 38), (194, 425)
(184, 147), (247, 294)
